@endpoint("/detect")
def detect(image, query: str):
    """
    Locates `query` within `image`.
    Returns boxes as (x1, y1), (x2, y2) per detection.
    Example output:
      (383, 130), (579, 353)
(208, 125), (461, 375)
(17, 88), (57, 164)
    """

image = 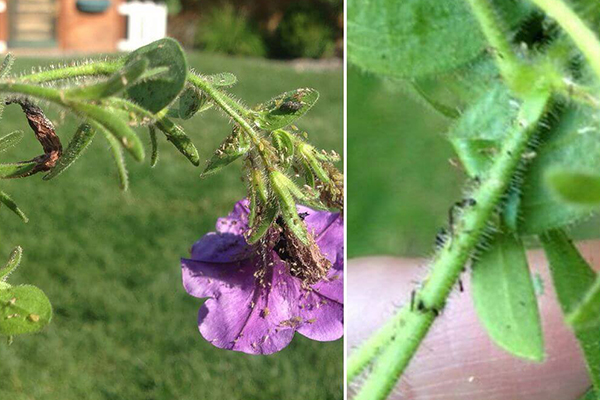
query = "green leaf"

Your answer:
(64, 57), (148, 100)
(577, 388), (598, 400)
(255, 88), (319, 131)
(545, 169), (600, 205)
(519, 106), (600, 233)
(0, 285), (52, 336)
(174, 86), (212, 119)
(201, 128), (250, 177)
(155, 117), (200, 166)
(348, 0), (531, 78)
(472, 231), (545, 361)
(448, 83), (517, 177)
(0, 131), (24, 153)
(74, 102), (144, 161)
(125, 38), (187, 113)
(0, 191), (28, 222)
(0, 53), (14, 79)
(0, 247), (22, 282)
(44, 124), (96, 180)
(272, 129), (295, 160)
(540, 230), (600, 392)
(148, 126), (159, 168)
(204, 72), (237, 87)
(91, 121), (129, 191)
(0, 161), (37, 179)
(568, 274), (600, 329)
